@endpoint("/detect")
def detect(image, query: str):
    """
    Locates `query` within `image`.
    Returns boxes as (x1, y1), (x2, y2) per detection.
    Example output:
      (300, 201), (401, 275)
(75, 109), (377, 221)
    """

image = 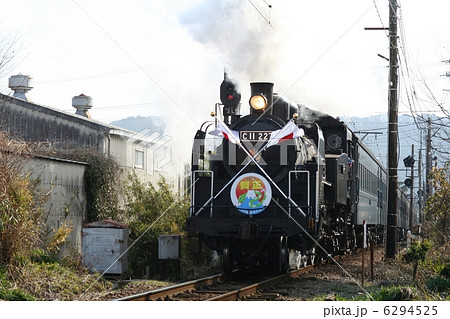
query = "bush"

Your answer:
(426, 276), (450, 294)
(440, 264), (450, 279)
(372, 286), (416, 301)
(124, 173), (185, 278)
(403, 240), (431, 264)
(0, 132), (44, 265)
(0, 287), (35, 301)
(403, 240), (432, 281)
(65, 149), (122, 222)
(0, 267), (34, 300)
(123, 173), (212, 279)
(30, 249), (59, 264)
(7, 257), (111, 300)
